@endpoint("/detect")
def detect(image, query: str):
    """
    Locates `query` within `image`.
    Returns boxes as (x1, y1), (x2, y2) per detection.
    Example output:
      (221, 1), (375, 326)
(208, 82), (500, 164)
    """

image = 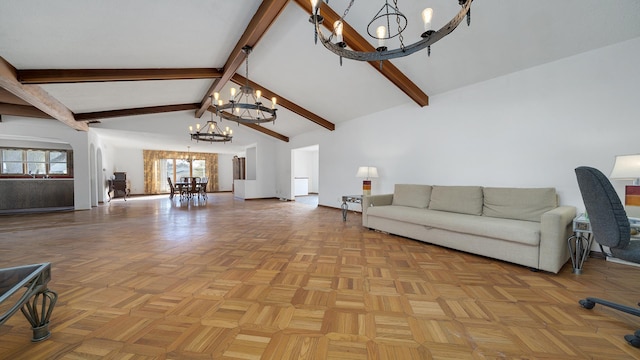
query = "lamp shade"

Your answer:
(610, 154), (640, 180)
(356, 166), (378, 179)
